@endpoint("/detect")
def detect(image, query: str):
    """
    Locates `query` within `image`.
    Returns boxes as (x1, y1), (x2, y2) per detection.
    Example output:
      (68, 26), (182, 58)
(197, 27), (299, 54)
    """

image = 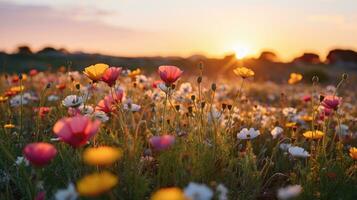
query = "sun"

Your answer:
(232, 44), (252, 59)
